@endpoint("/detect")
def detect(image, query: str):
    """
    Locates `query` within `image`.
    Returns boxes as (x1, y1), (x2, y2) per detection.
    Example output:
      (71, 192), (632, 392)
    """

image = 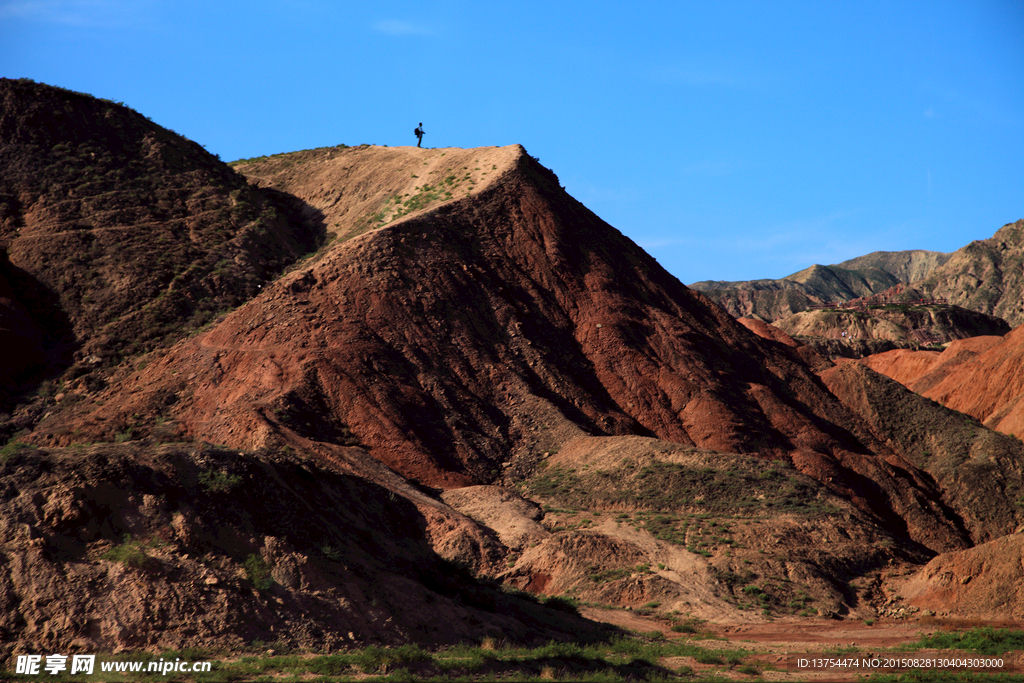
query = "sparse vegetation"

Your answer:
(22, 634), (751, 681)
(319, 543), (344, 561)
(198, 469), (242, 493)
(528, 457), (839, 517)
(900, 627), (1024, 656)
(243, 554), (273, 591)
(228, 144), (350, 166)
(0, 439), (37, 459)
(5, 81), (1024, 677)
(101, 535), (153, 569)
